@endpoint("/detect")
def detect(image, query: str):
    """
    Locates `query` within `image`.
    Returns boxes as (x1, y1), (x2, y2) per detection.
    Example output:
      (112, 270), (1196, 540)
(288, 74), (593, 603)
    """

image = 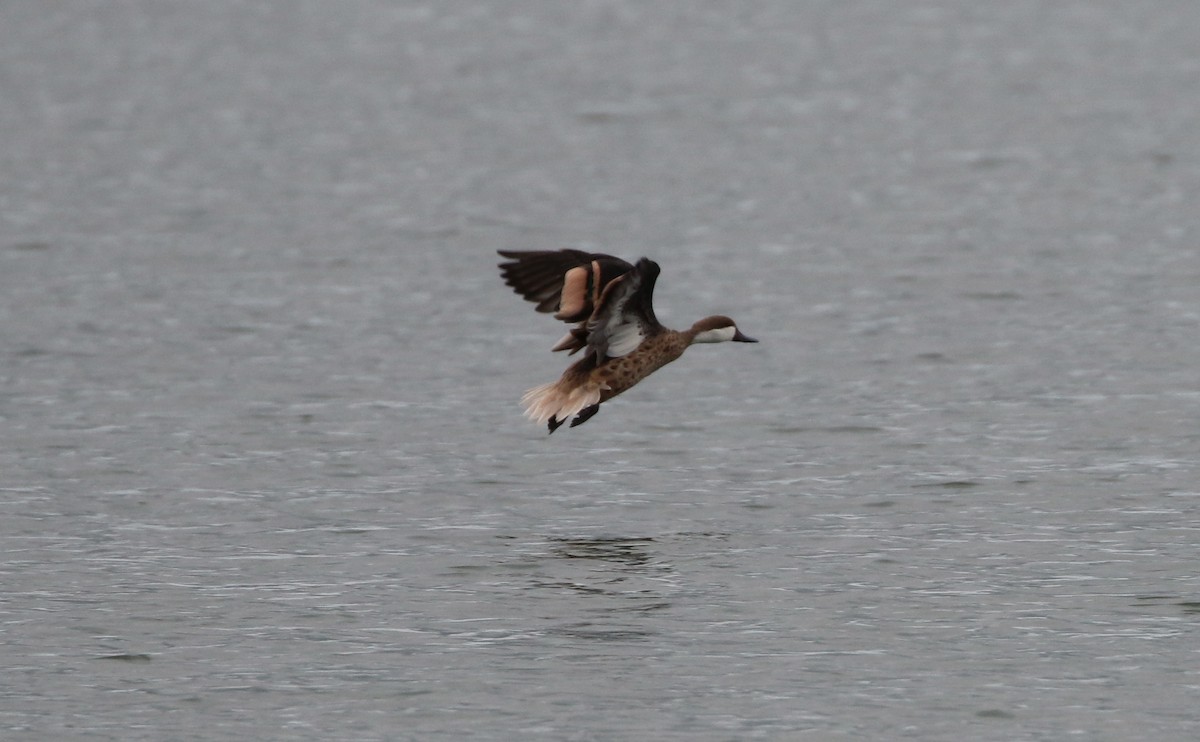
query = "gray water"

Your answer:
(3, 2), (1199, 740)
